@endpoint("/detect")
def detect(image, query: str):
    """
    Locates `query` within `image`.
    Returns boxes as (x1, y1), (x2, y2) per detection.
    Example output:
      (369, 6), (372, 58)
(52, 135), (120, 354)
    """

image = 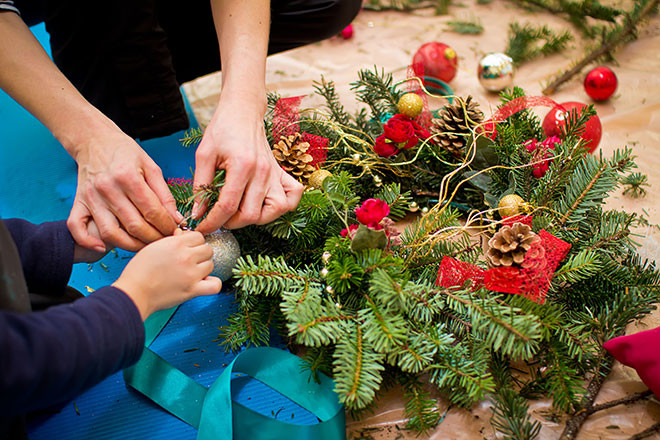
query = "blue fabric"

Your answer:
(0, 23), (321, 440)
